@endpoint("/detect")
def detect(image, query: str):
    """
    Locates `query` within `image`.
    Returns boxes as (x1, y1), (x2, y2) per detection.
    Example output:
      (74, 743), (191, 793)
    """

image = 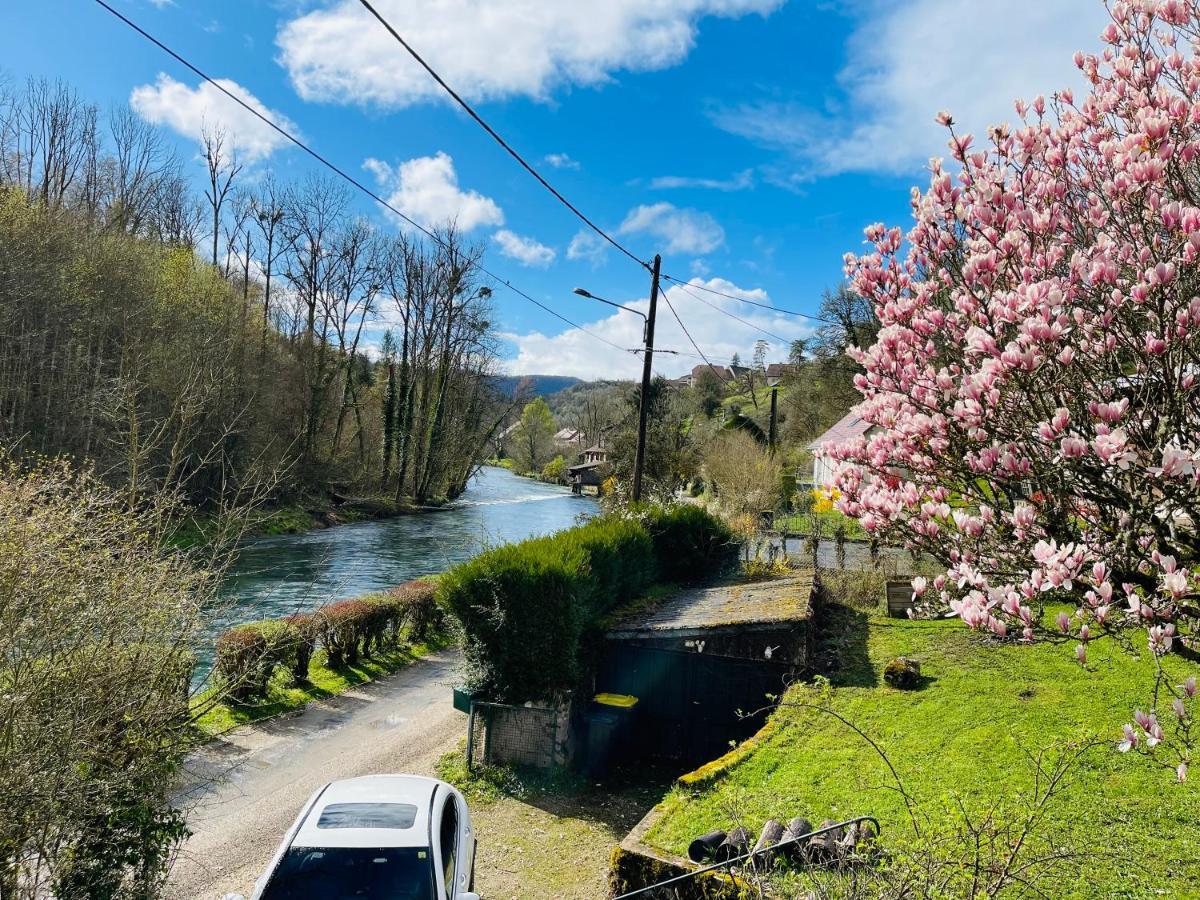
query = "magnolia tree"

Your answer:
(827, 0), (1200, 778)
